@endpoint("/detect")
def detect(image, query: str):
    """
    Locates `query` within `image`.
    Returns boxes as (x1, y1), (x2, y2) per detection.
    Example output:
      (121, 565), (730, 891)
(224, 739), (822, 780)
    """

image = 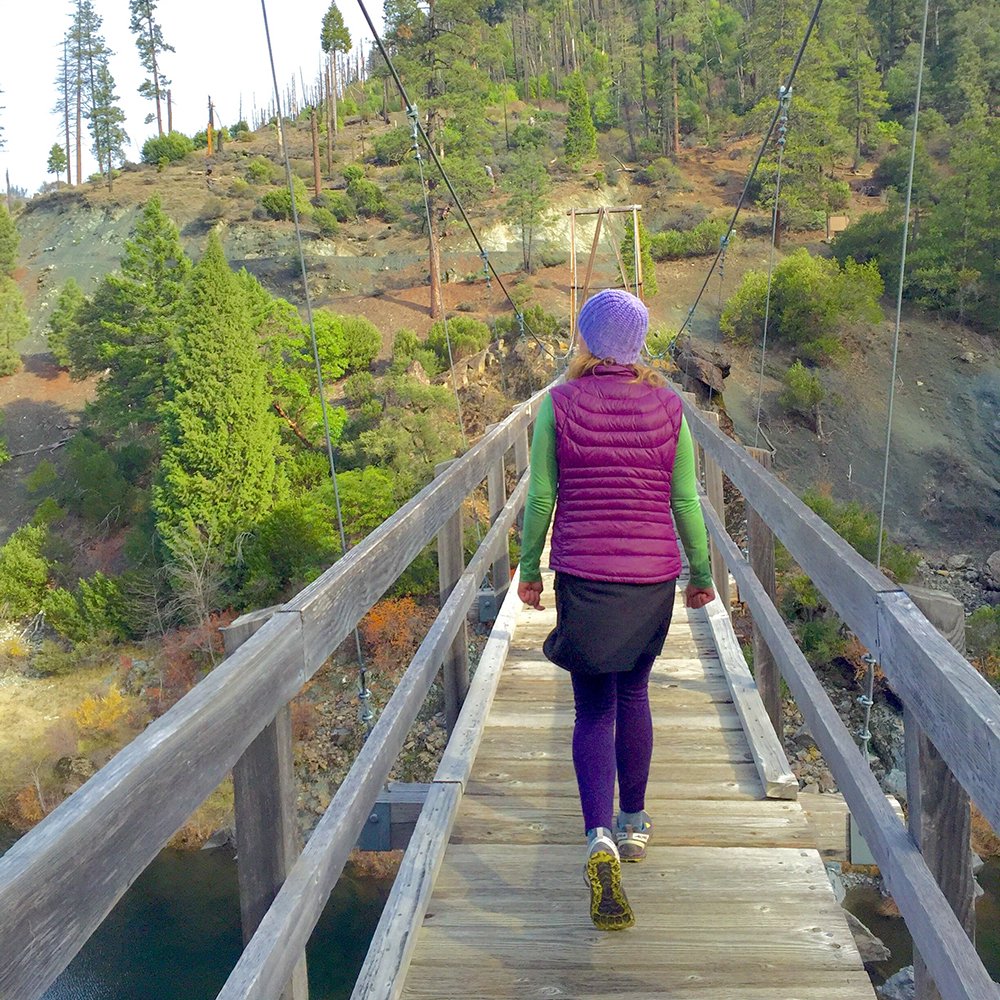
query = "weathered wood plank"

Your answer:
(747, 445), (781, 735)
(215, 573), (479, 1000)
(704, 500), (998, 1000)
(350, 782), (462, 1000)
(485, 427), (511, 592)
(878, 590), (1000, 847)
(699, 589), (797, 799)
(702, 410), (730, 612)
(436, 458), (469, 733)
(681, 398), (899, 651)
(0, 610), (306, 1000)
(223, 617), (307, 1000)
